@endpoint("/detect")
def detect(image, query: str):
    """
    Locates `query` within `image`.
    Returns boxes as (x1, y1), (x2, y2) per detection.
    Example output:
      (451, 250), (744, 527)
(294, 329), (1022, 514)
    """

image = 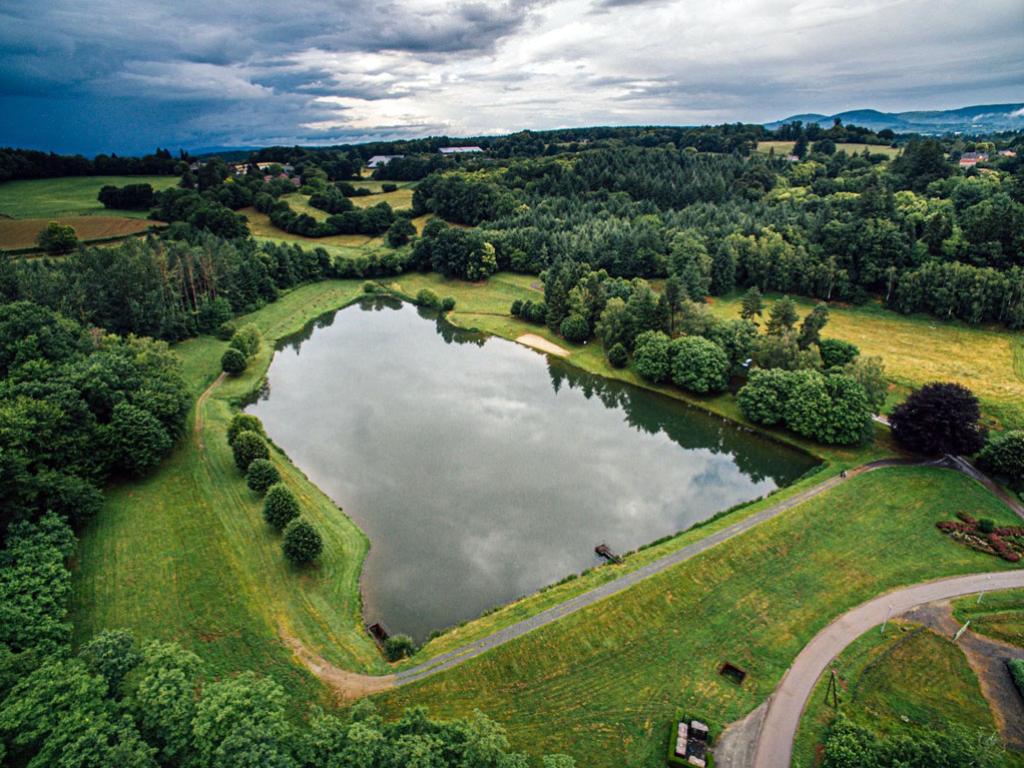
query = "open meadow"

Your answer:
(755, 140), (902, 158)
(0, 215), (164, 251)
(0, 175), (179, 218)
